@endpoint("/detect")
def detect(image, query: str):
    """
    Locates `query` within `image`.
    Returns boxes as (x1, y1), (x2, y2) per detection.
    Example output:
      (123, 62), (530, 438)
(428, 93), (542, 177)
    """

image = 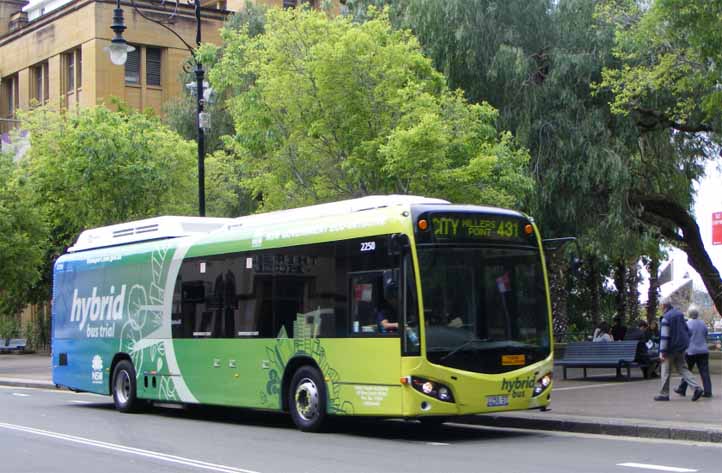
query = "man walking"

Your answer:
(675, 306), (712, 398)
(654, 301), (703, 402)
